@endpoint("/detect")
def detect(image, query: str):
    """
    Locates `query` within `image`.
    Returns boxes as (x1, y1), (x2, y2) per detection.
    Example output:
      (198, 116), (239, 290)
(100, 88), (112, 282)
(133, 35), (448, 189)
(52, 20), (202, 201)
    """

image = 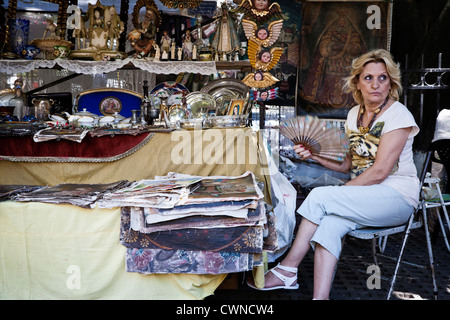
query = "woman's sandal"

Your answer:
(247, 263), (299, 291)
